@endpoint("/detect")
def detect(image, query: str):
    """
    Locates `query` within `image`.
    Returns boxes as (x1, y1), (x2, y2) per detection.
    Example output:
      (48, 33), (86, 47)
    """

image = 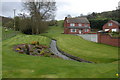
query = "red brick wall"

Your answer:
(64, 28), (79, 34)
(98, 32), (120, 47)
(64, 28), (91, 34)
